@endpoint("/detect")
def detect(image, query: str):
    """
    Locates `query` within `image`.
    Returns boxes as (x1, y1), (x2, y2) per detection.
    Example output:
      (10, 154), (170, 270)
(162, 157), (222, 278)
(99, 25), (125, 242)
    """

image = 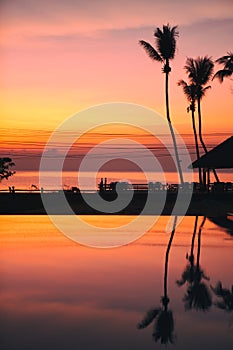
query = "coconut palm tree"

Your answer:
(137, 216), (177, 344)
(0, 157), (15, 182)
(184, 56), (219, 183)
(213, 52), (233, 83)
(139, 24), (184, 185)
(177, 216), (212, 311)
(176, 216), (209, 289)
(178, 81), (202, 184)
